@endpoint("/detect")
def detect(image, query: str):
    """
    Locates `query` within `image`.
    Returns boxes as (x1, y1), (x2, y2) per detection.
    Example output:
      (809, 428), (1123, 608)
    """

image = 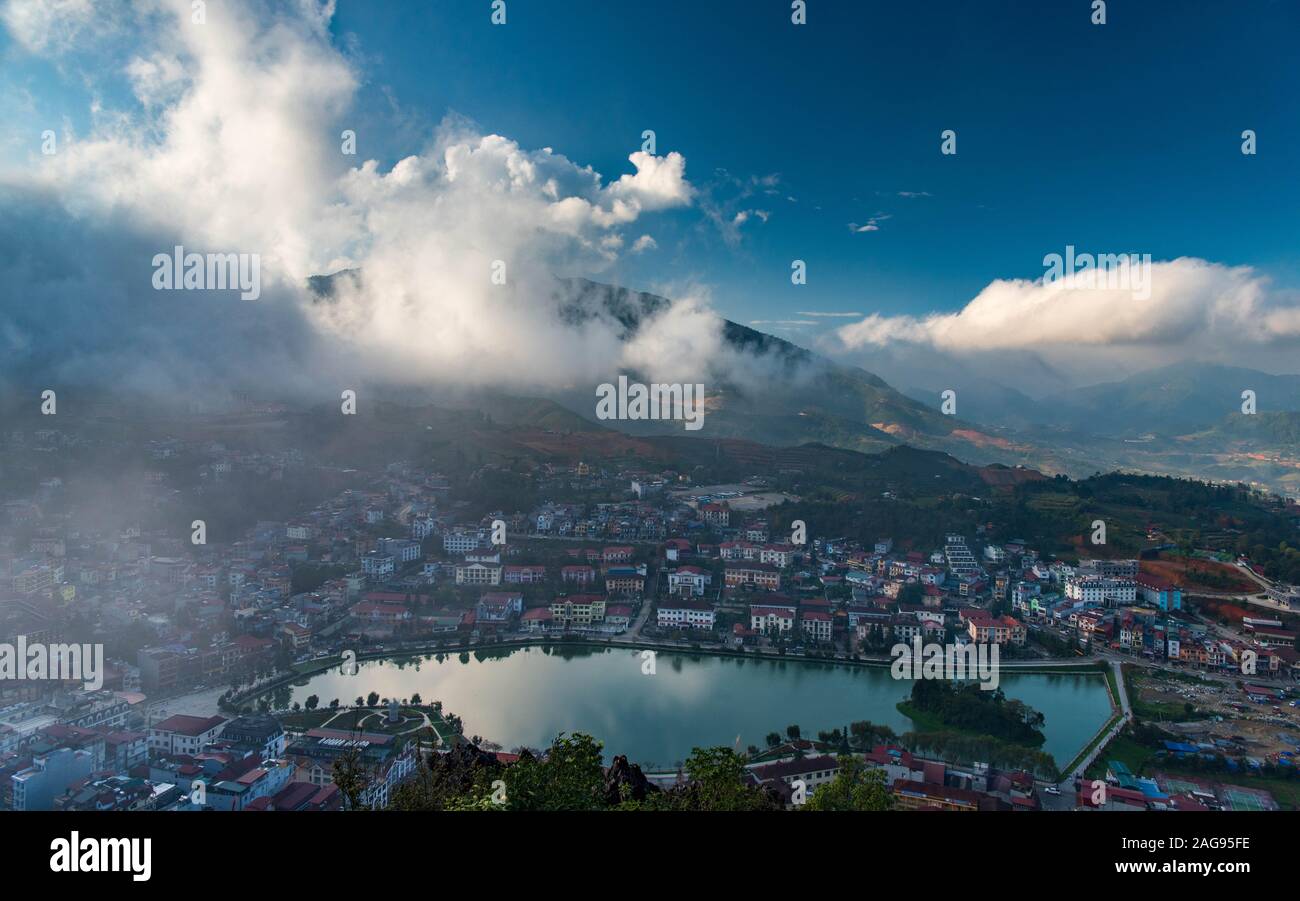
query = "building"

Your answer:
(377, 537), (422, 564)
(1078, 558), (1140, 579)
(220, 715), (287, 759)
(751, 604), (797, 633)
(475, 592), (524, 624)
(11, 745), (96, 811)
(605, 565), (647, 595)
(550, 595), (607, 628)
(561, 565), (597, 586)
(361, 552), (395, 579)
(1136, 573), (1182, 612)
(725, 563), (781, 592)
(443, 530), (487, 554)
(667, 566), (711, 597)
(749, 755), (840, 802)
(967, 613), (1027, 646)
(1065, 576), (1136, 607)
(800, 610), (833, 642)
(503, 564), (547, 585)
(657, 601), (716, 631)
(700, 503), (730, 527)
(148, 714), (227, 758)
(1266, 584), (1300, 609)
(455, 561), (503, 586)
(521, 607), (555, 633)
